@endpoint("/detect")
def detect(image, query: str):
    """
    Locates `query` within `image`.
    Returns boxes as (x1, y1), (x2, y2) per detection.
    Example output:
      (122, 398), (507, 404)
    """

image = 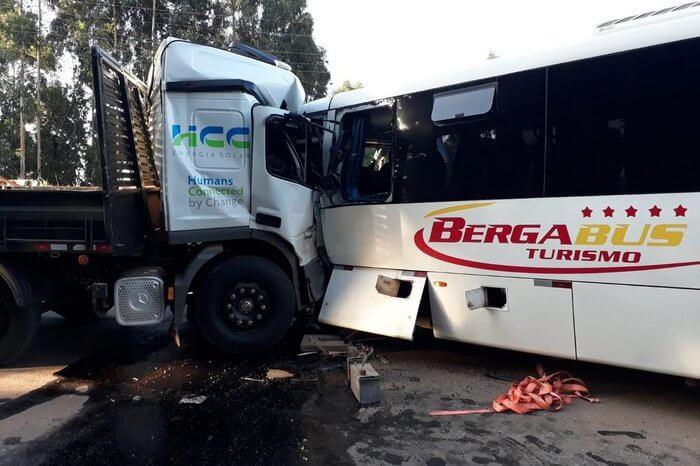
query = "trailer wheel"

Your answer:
(194, 256), (295, 354)
(0, 291), (40, 365)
